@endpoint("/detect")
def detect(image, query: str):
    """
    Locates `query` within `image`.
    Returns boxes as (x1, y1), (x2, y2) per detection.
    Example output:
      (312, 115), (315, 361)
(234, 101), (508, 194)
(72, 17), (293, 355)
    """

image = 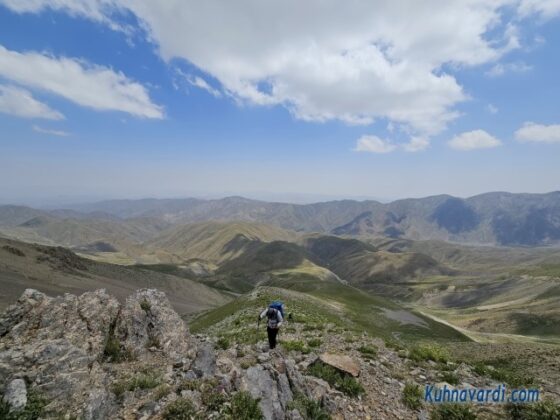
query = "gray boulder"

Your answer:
(4, 378), (27, 410)
(116, 289), (189, 358)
